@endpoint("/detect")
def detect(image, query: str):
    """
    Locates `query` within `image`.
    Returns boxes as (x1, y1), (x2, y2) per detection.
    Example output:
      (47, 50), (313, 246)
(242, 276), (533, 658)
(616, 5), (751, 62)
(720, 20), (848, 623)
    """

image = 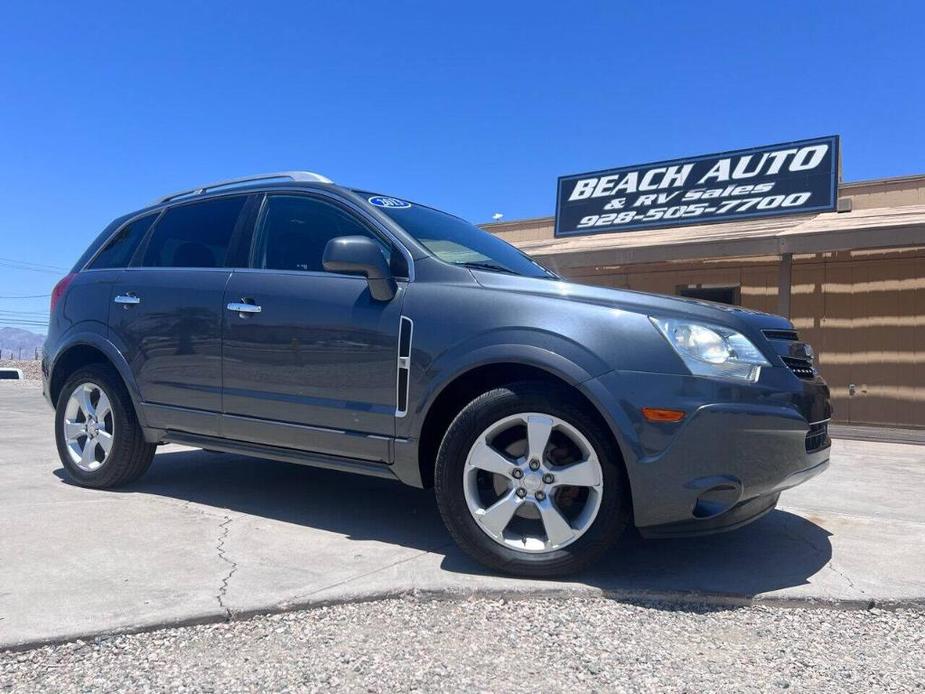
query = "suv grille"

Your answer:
(805, 421), (830, 452)
(781, 356), (816, 380)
